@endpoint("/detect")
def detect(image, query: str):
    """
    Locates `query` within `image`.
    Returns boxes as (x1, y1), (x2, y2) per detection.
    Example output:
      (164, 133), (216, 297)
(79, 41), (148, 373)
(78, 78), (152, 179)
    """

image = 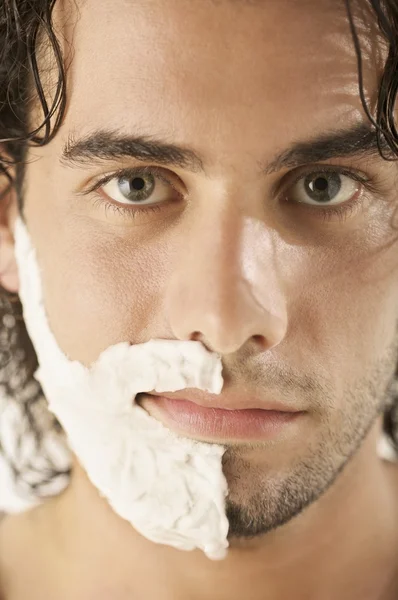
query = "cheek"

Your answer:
(286, 250), (398, 393)
(25, 211), (176, 363)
